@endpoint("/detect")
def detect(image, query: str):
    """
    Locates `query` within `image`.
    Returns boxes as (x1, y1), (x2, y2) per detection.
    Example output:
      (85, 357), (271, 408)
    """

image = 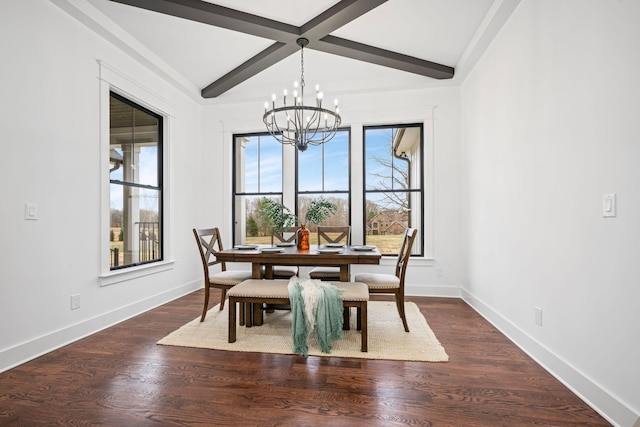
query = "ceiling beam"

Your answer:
(108, 0), (299, 41)
(315, 35), (455, 80)
(109, 0), (455, 98)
